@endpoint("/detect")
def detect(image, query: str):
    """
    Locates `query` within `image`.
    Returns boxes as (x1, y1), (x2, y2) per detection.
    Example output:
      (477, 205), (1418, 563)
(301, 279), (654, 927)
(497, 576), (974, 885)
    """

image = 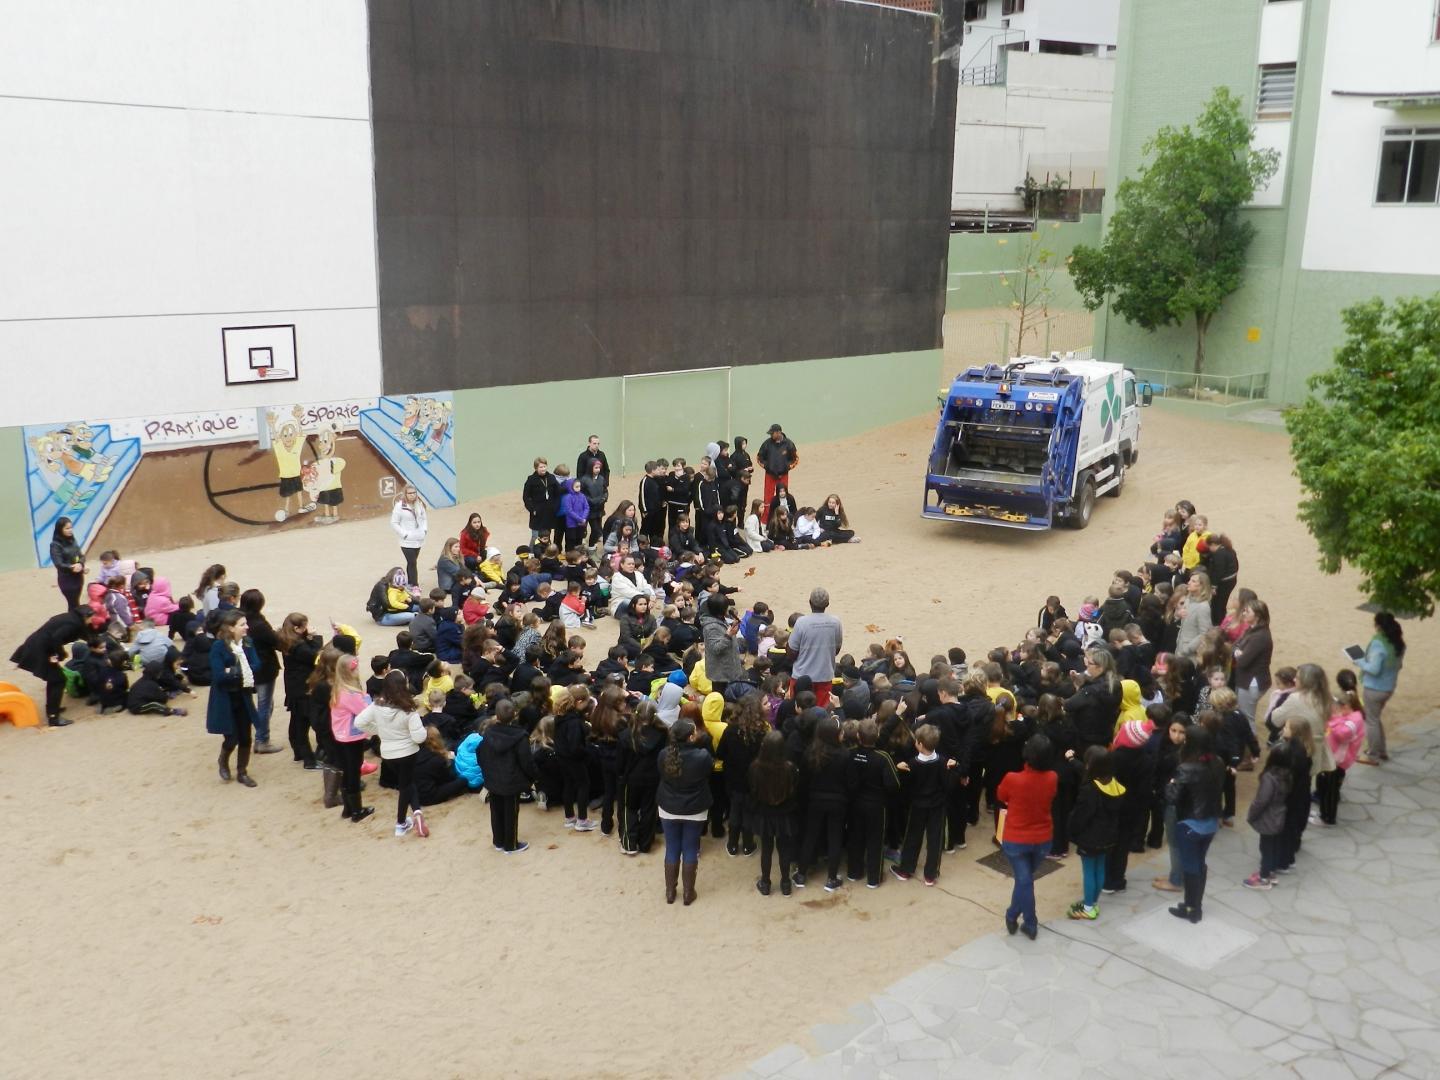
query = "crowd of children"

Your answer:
(11, 474), (1404, 930)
